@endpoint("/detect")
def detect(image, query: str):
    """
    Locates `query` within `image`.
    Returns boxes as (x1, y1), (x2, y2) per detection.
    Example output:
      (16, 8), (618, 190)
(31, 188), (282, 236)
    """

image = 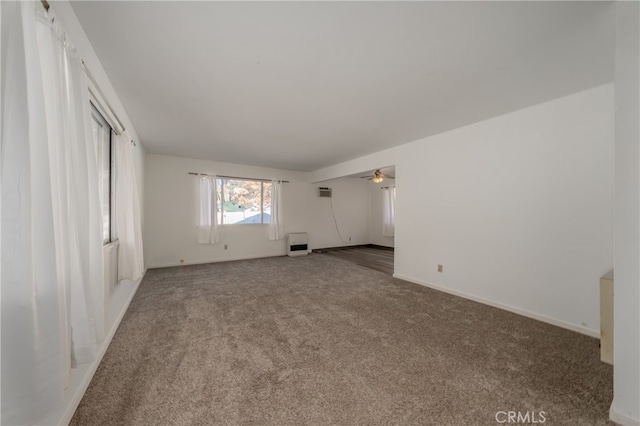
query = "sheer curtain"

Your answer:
(64, 45), (103, 362)
(197, 176), (220, 244)
(2, 4), (64, 423)
(115, 130), (144, 281)
(1, 2), (103, 424)
(382, 187), (396, 237)
(38, 8), (102, 367)
(268, 180), (284, 240)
